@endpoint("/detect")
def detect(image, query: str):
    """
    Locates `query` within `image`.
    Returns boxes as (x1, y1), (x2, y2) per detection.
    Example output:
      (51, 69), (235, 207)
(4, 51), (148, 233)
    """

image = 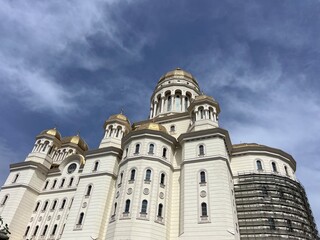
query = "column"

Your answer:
(150, 109), (153, 119)
(161, 97), (164, 114)
(181, 95), (185, 112)
(153, 101), (158, 117)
